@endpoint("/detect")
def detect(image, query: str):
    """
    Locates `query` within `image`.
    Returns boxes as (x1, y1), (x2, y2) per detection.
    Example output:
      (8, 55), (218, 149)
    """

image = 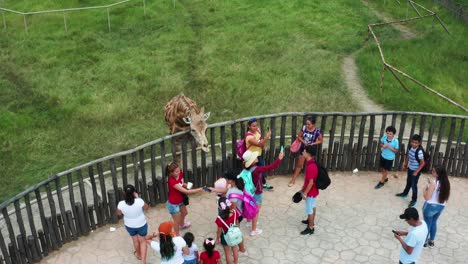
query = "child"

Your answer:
(375, 126), (399, 189)
(199, 238), (221, 264)
(147, 221), (189, 264)
(182, 232), (198, 264)
(215, 197), (241, 264)
(242, 150), (284, 236)
(396, 134), (426, 207)
(166, 162), (203, 235)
